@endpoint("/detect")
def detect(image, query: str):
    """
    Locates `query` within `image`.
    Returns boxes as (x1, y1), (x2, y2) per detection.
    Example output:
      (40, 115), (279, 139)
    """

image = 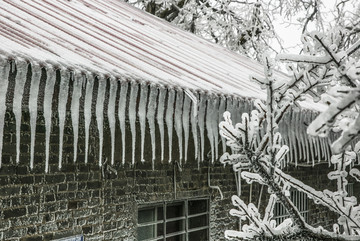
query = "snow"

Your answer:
(0, 0), (325, 112)
(0, 0), (335, 172)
